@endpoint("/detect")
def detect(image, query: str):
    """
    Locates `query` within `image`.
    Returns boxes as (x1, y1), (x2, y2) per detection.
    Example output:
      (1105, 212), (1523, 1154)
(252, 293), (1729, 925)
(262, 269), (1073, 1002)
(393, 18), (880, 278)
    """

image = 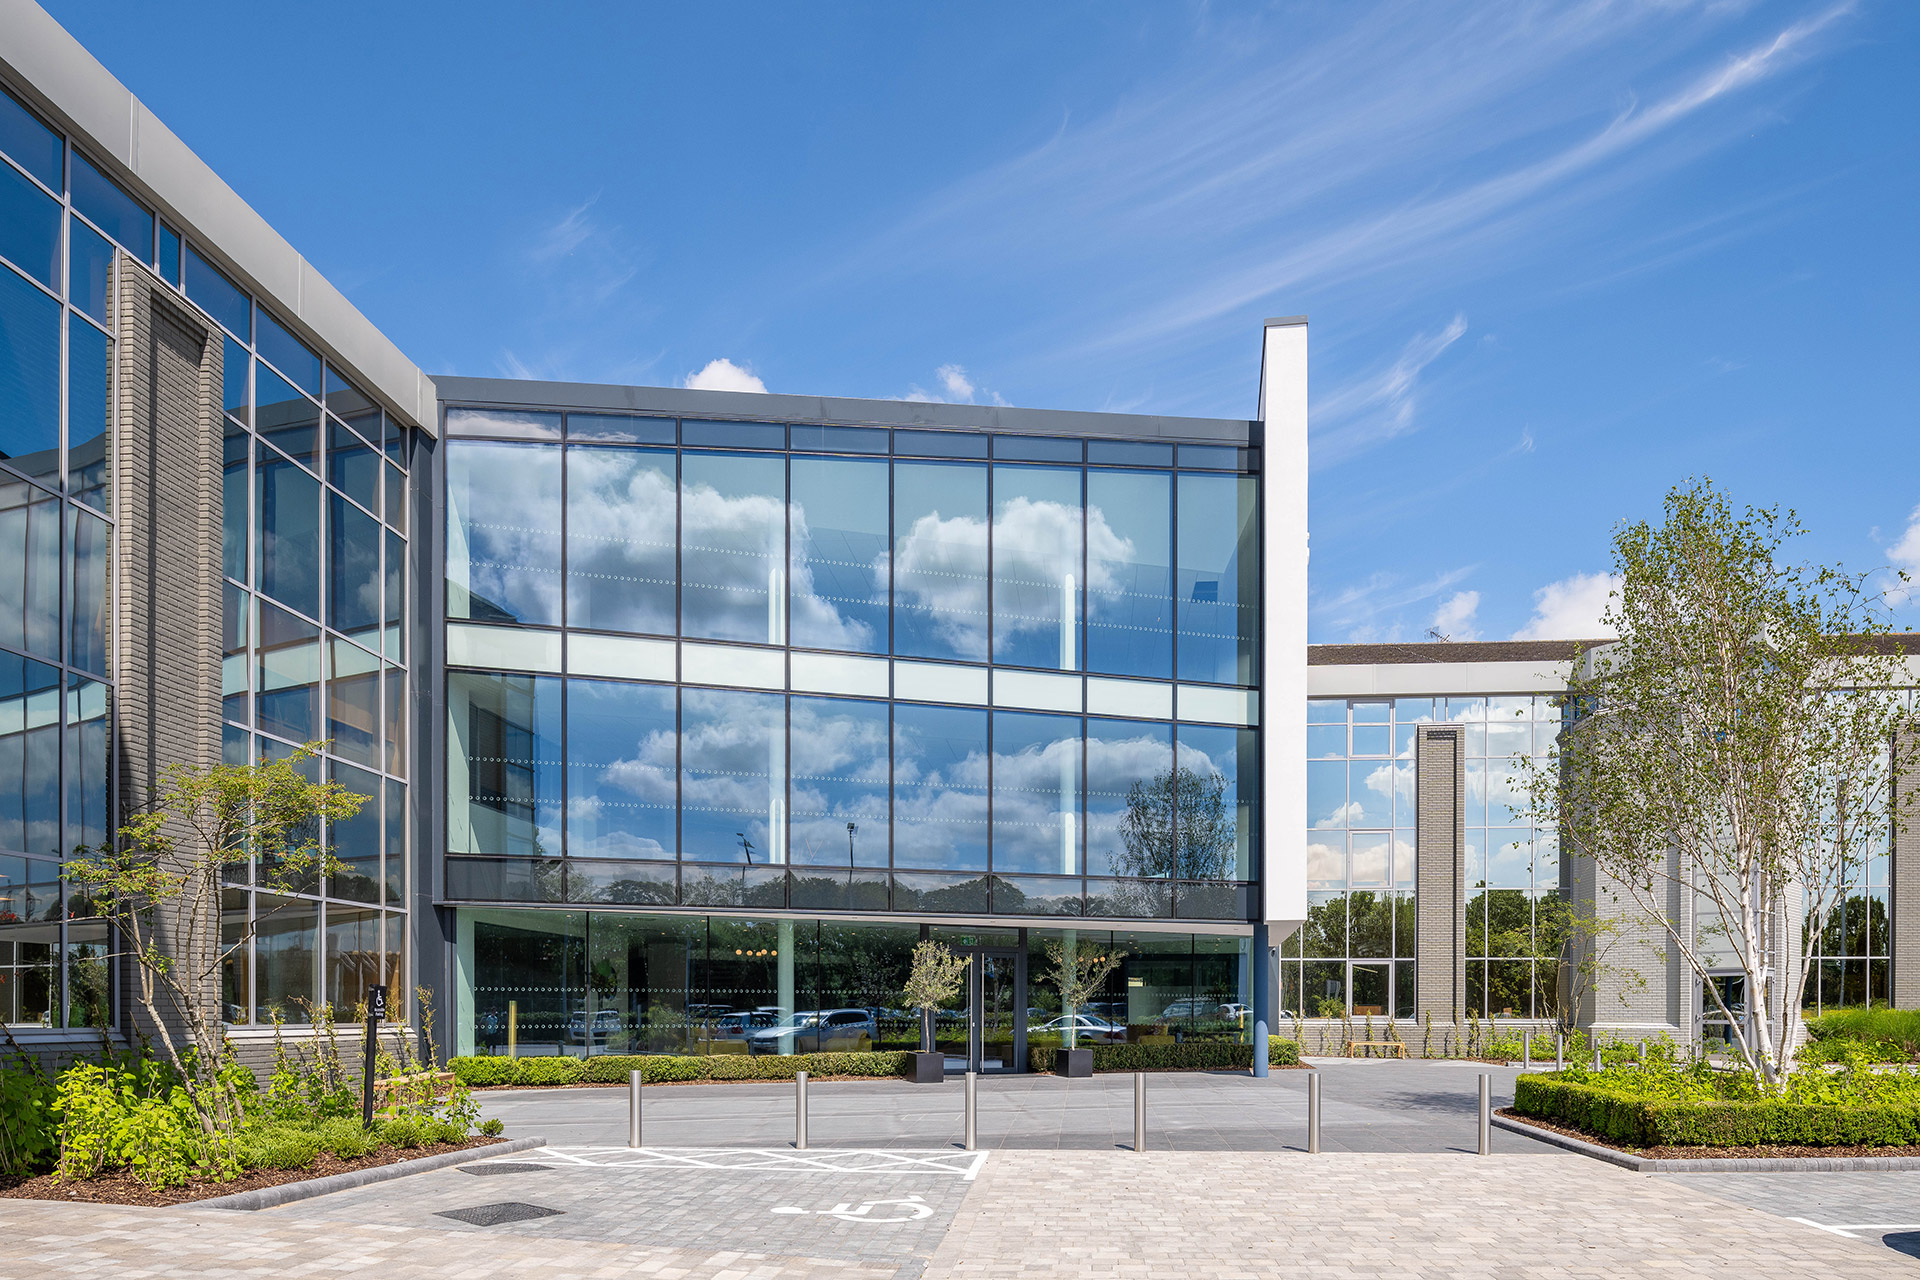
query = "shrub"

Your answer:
(0, 1055), (56, 1177)
(515, 1057), (588, 1086)
(317, 1116), (377, 1160)
(1803, 1008), (1920, 1064)
(479, 1118), (505, 1137)
(251, 1127), (324, 1170)
(450, 1051), (917, 1087)
(1025, 1039), (1300, 1073)
(1513, 1073), (1920, 1149)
